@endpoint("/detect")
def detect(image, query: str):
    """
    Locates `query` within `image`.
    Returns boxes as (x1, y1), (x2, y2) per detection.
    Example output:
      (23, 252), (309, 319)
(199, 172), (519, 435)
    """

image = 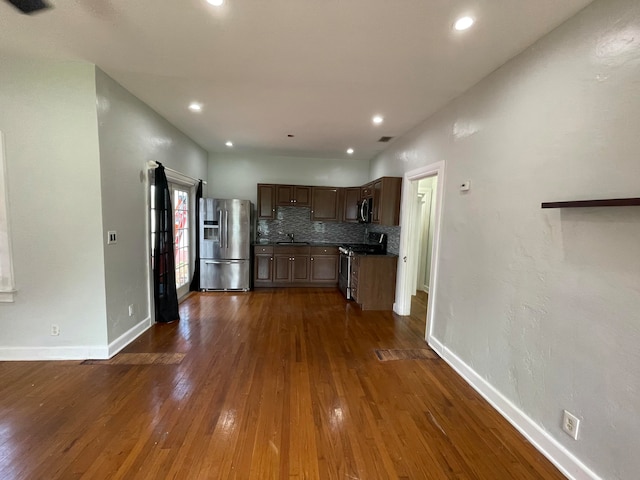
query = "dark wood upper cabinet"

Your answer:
(361, 183), (374, 199)
(257, 178), (401, 224)
(373, 177), (402, 226)
(372, 180), (382, 223)
(257, 184), (276, 219)
(276, 185), (311, 207)
(342, 187), (361, 223)
(311, 187), (341, 222)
